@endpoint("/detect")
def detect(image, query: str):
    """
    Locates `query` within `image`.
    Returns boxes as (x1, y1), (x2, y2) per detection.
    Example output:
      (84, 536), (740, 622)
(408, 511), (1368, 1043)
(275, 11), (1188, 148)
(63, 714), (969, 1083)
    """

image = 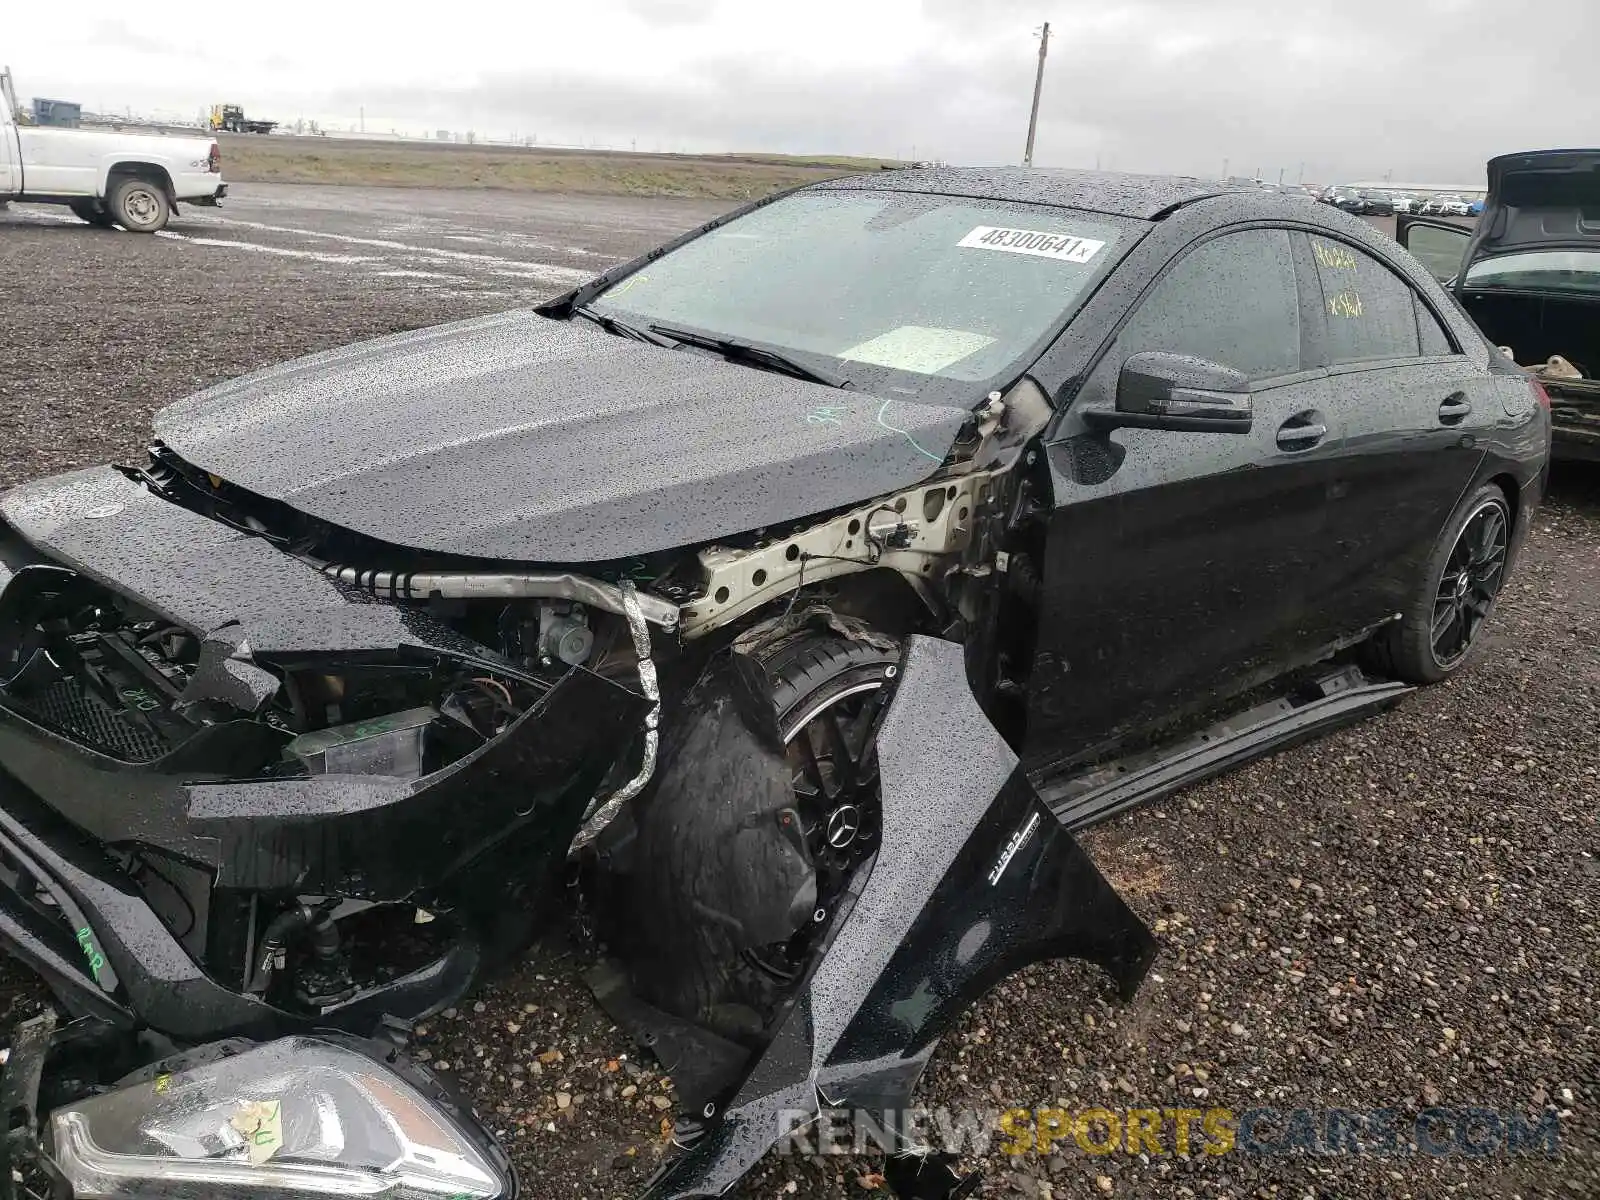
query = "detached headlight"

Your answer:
(48, 1036), (511, 1198)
